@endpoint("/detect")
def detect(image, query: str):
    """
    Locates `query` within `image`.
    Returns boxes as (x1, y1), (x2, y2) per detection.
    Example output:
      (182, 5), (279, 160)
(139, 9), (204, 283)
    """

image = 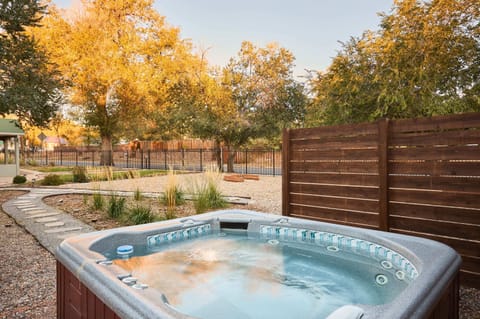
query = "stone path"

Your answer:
(1, 187), (250, 254)
(1, 188), (94, 254)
